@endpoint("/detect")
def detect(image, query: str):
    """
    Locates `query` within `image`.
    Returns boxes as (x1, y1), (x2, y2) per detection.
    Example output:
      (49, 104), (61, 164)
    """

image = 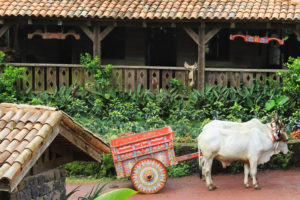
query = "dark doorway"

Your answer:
(146, 28), (176, 66)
